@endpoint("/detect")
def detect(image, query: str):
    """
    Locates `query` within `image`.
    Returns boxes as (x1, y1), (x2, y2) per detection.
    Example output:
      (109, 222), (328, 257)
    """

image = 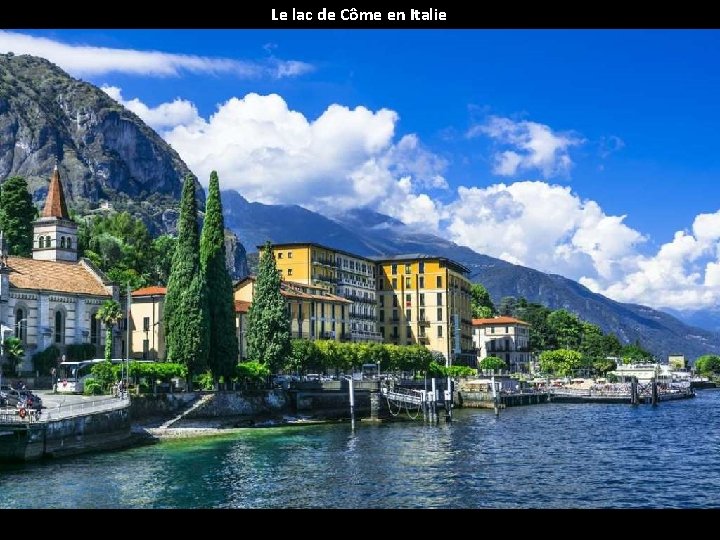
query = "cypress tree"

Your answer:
(200, 171), (238, 385)
(164, 175), (209, 380)
(246, 242), (290, 373)
(0, 176), (36, 257)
